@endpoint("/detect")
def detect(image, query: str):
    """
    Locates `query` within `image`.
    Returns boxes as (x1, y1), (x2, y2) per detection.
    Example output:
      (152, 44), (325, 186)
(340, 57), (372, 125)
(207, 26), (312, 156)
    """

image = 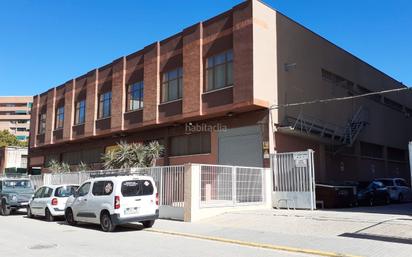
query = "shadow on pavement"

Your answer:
(55, 220), (146, 233)
(321, 203), (412, 216)
(340, 232), (412, 245)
